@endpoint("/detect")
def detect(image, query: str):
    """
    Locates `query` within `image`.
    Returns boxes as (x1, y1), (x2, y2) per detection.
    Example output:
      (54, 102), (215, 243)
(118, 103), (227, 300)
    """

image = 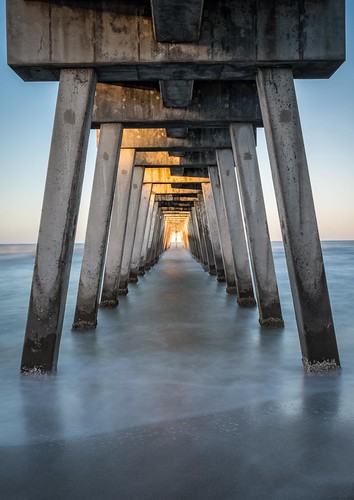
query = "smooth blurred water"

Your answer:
(0, 242), (354, 499)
